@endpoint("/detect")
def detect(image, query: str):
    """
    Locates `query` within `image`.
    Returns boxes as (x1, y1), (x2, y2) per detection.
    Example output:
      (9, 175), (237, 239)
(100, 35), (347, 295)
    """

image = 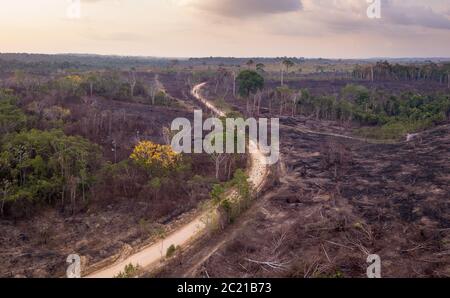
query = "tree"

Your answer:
(0, 129), (101, 215)
(232, 69), (238, 97)
(13, 70), (25, 89)
(448, 71), (450, 89)
(149, 177), (162, 206)
(256, 63), (265, 72)
(246, 59), (255, 69)
(253, 90), (263, 116)
(215, 67), (229, 95)
(211, 152), (227, 180)
(236, 70), (264, 114)
(275, 86), (293, 116)
(281, 59), (294, 86)
(84, 73), (99, 97)
(129, 68), (137, 98)
(210, 183), (225, 203)
(149, 79), (158, 105)
(0, 179), (11, 217)
(236, 70), (264, 97)
(0, 90), (27, 134)
(130, 140), (180, 174)
(149, 74), (164, 105)
(57, 75), (83, 98)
